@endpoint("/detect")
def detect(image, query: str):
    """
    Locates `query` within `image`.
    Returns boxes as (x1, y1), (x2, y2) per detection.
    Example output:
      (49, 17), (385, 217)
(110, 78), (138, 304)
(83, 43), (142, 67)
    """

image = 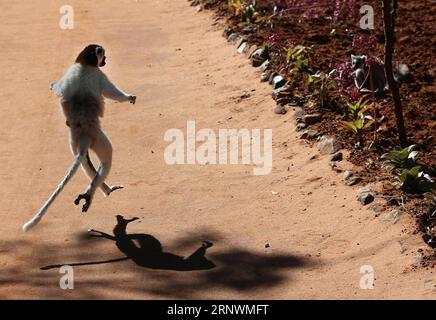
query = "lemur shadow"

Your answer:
(40, 215), (215, 271)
